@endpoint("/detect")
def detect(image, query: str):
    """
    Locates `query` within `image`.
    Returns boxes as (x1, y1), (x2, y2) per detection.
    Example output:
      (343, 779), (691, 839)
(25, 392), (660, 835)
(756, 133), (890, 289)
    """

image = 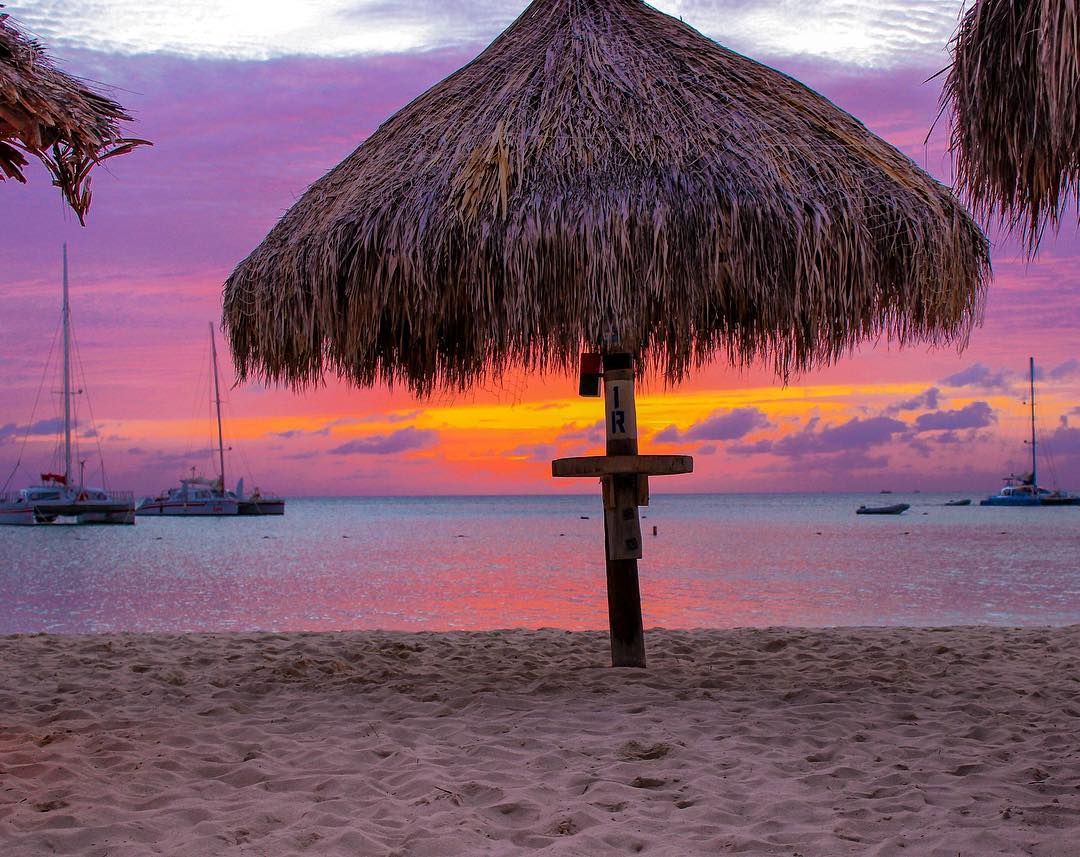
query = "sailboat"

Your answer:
(0, 247), (136, 525)
(135, 323), (284, 516)
(981, 357), (1079, 507)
